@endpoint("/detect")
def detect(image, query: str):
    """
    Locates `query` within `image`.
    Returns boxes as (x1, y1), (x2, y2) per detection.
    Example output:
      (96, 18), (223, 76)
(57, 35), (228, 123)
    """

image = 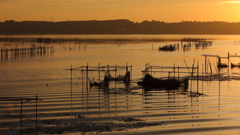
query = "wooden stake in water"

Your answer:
(98, 63), (100, 83)
(36, 94), (38, 131)
(197, 62), (199, 93)
(190, 59), (196, 92)
(183, 59), (190, 73)
(205, 55), (207, 72)
(177, 66), (180, 81)
(82, 69), (83, 91)
(86, 63), (88, 90)
(71, 65), (72, 94)
(208, 59), (212, 74)
(202, 64), (204, 94)
(115, 64), (117, 90)
(20, 99), (23, 135)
